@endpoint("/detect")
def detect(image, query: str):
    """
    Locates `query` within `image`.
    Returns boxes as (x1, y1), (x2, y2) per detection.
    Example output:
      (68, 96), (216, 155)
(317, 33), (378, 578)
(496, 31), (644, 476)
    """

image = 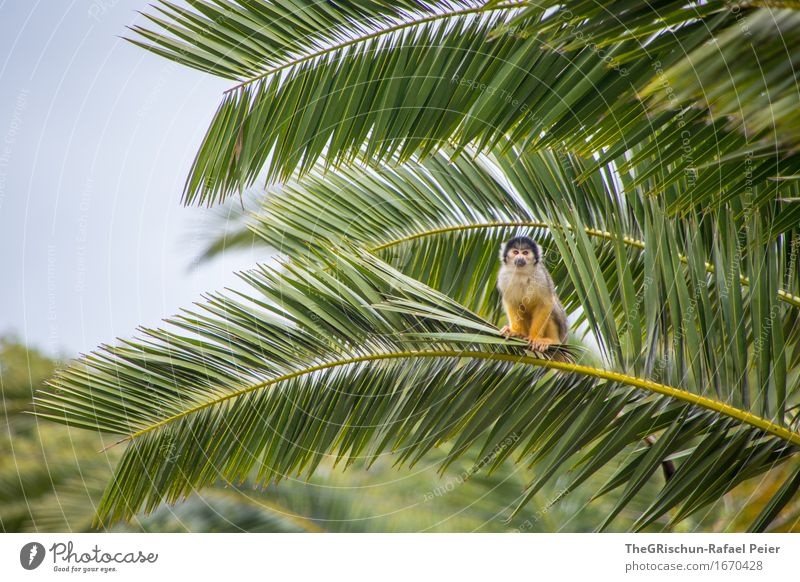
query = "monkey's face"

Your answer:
(508, 245), (534, 268)
(501, 236), (541, 270)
